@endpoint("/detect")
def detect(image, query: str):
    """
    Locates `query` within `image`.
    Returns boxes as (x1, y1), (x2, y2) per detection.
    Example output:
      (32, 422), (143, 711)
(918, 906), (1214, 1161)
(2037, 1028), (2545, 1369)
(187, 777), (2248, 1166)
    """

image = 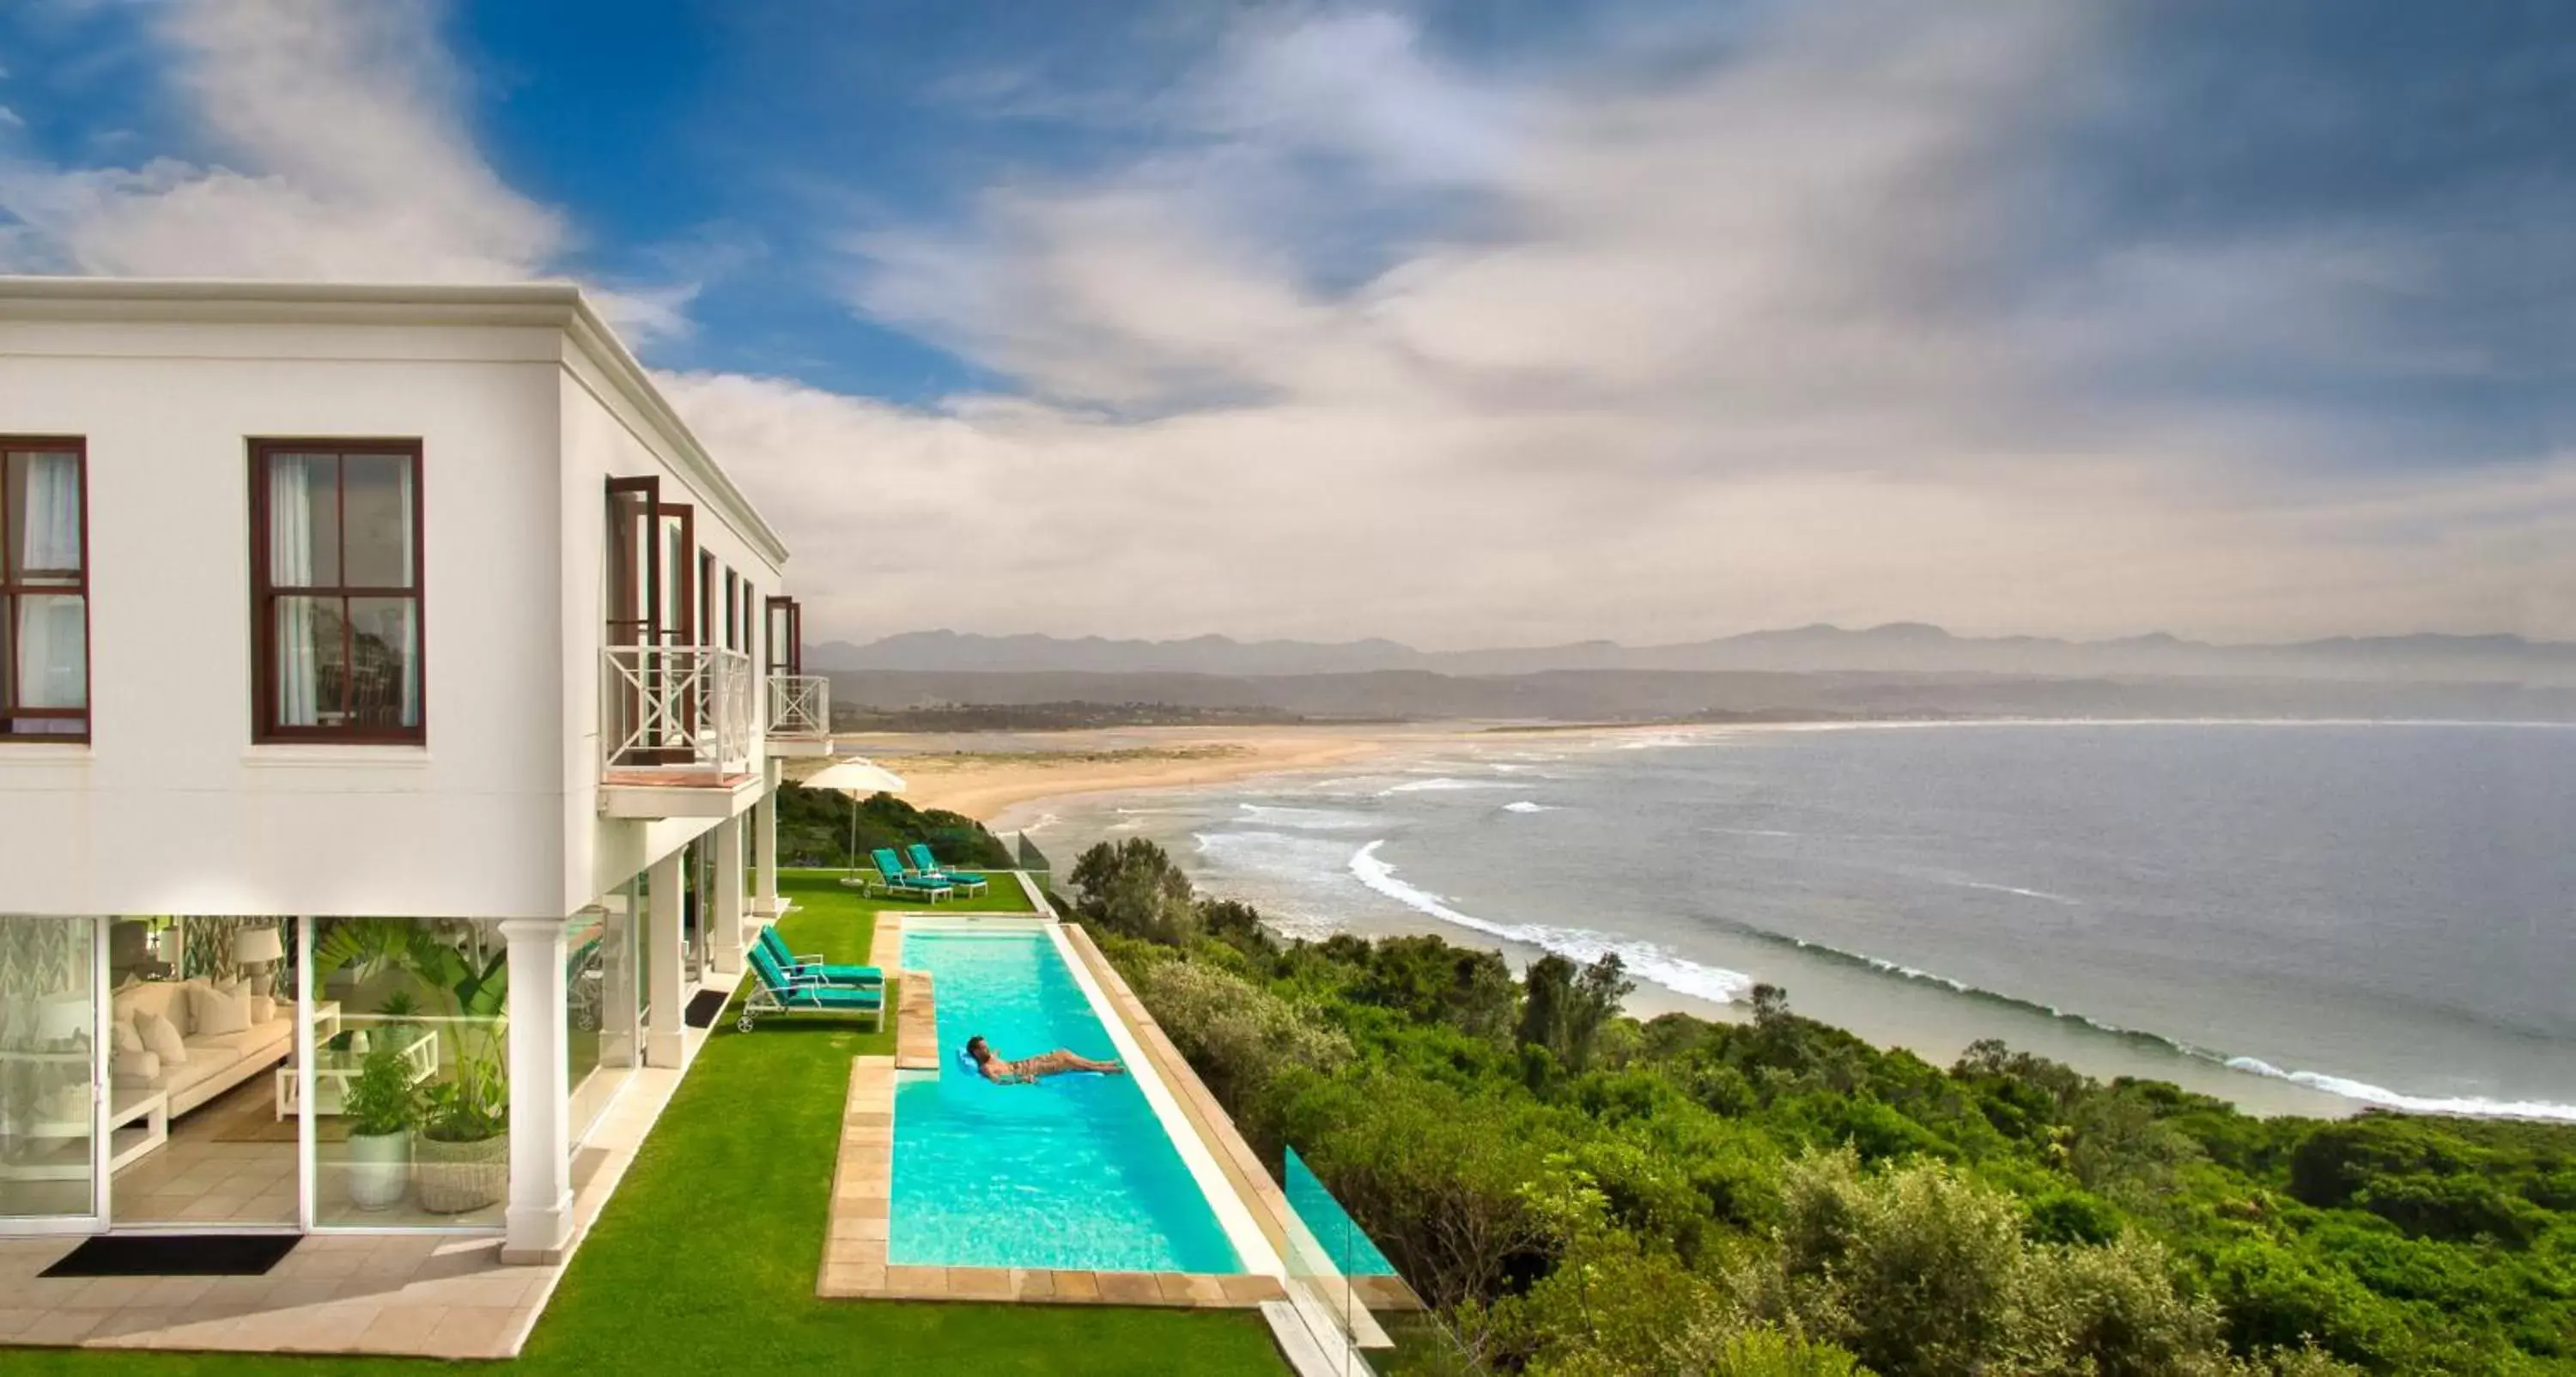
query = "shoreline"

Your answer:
(809, 719), (2570, 1125)
(826, 716), (2576, 828)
